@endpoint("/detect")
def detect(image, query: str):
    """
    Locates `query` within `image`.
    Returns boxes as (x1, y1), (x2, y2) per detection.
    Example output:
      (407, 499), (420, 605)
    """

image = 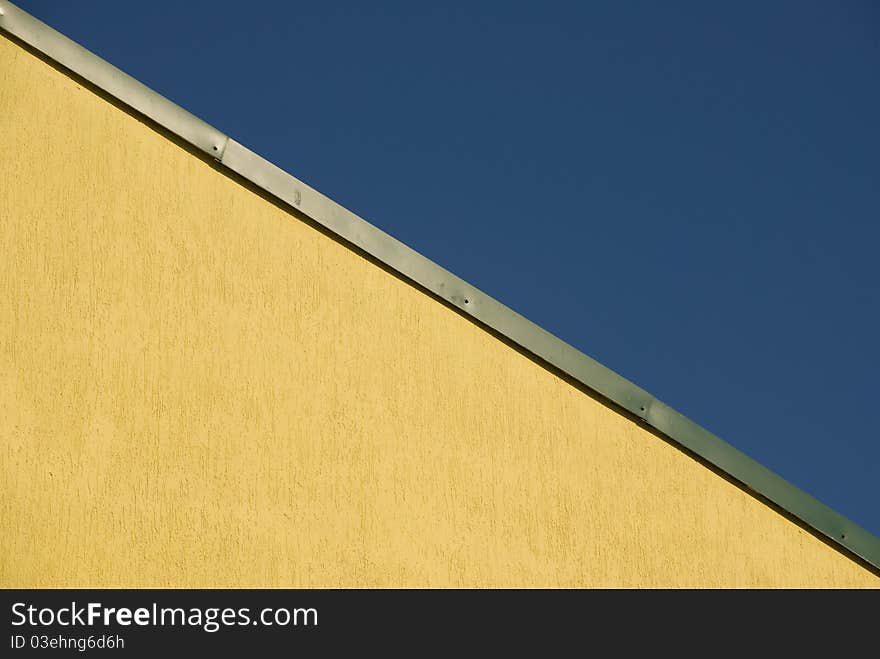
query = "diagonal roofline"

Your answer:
(2, 0), (878, 572)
